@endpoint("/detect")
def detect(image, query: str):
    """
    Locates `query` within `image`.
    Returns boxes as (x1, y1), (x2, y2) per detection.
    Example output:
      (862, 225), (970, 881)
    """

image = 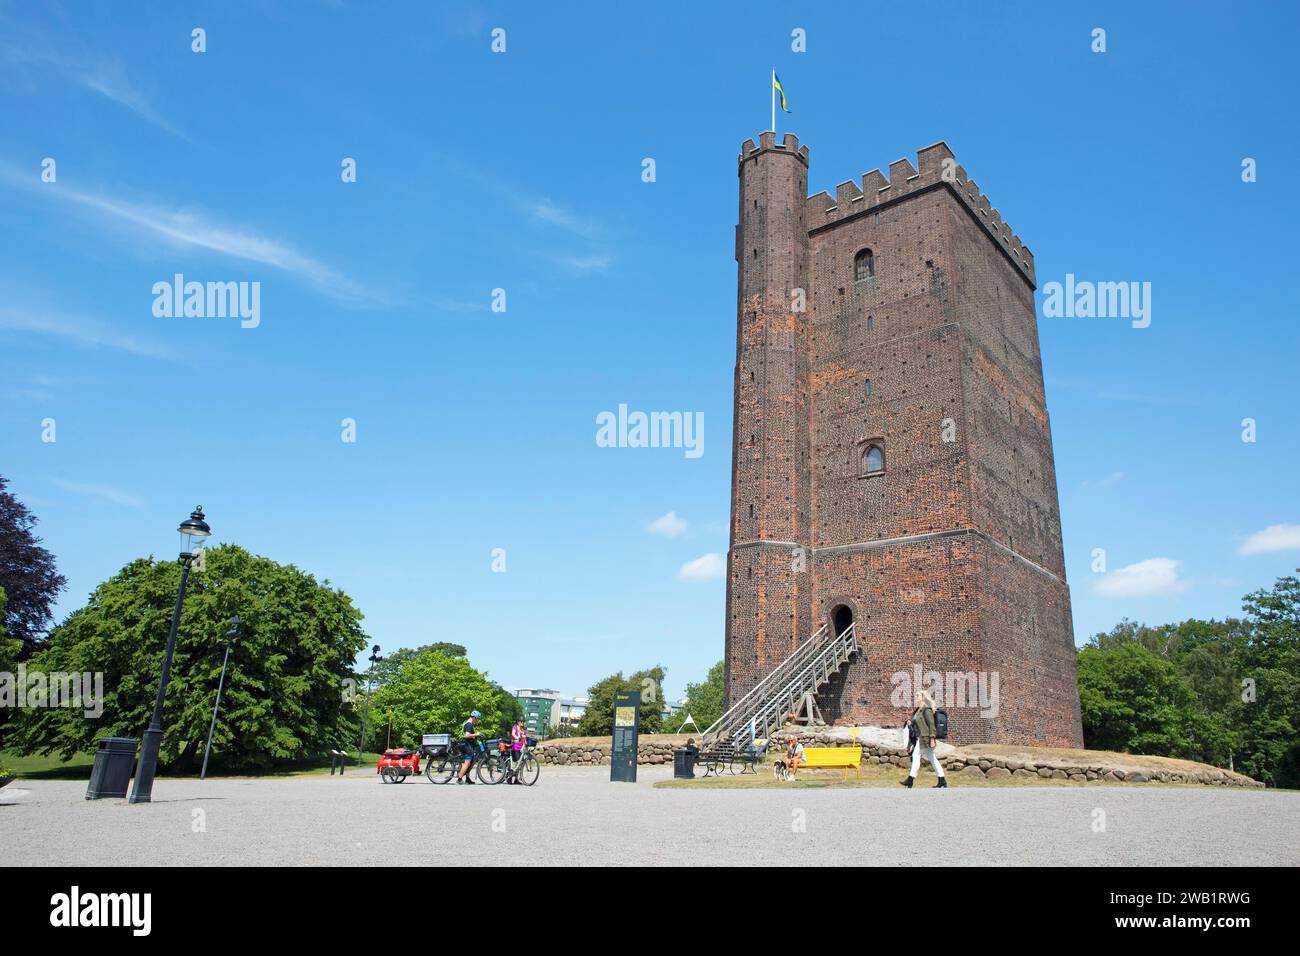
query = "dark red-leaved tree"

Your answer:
(0, 475), (67, 656)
